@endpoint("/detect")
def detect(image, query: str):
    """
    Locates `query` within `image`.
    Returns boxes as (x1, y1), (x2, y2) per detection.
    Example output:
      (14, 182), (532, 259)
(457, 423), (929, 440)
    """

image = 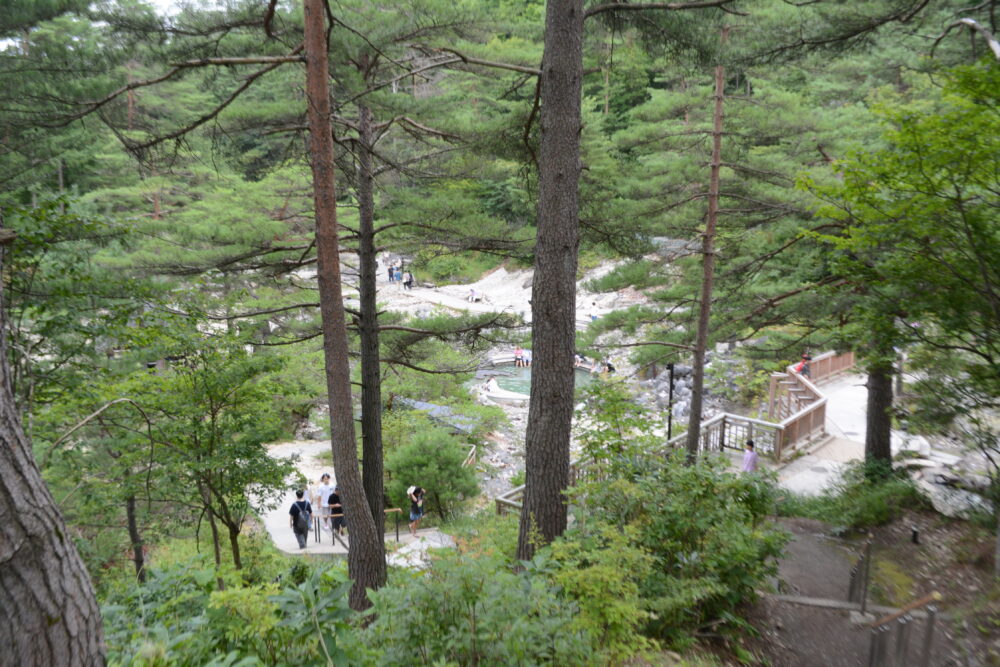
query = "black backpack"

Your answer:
(294, 502), (311, 534)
